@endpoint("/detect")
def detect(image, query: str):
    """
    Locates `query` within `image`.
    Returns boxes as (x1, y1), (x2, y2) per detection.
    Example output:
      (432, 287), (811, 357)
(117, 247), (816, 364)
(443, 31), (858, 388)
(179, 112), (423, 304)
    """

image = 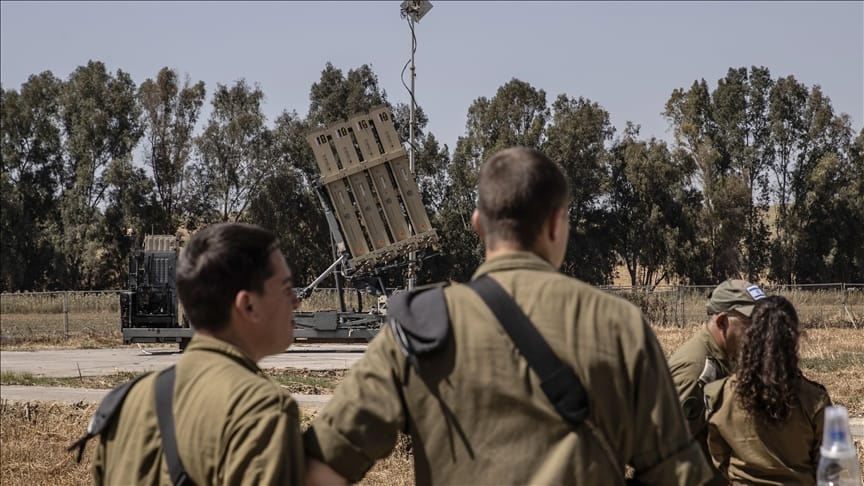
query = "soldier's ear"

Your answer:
(716, 312), (729, 332)
(235, 291), (255, 320)
(471, 210), (485, 240)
